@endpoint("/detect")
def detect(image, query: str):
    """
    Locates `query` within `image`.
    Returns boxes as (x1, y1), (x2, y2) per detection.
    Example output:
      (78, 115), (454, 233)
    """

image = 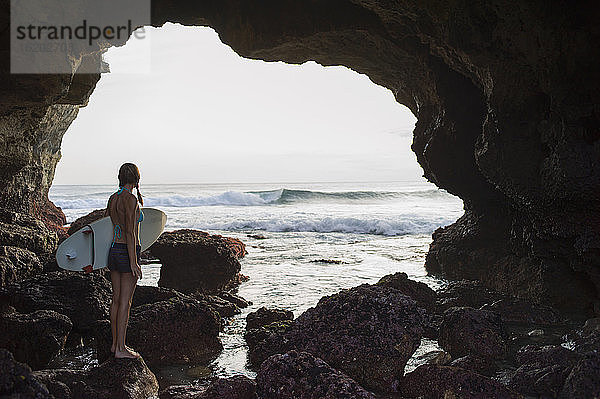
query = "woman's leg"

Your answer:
(109, 270), (121, 352)
(114, 271), (139, 358)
